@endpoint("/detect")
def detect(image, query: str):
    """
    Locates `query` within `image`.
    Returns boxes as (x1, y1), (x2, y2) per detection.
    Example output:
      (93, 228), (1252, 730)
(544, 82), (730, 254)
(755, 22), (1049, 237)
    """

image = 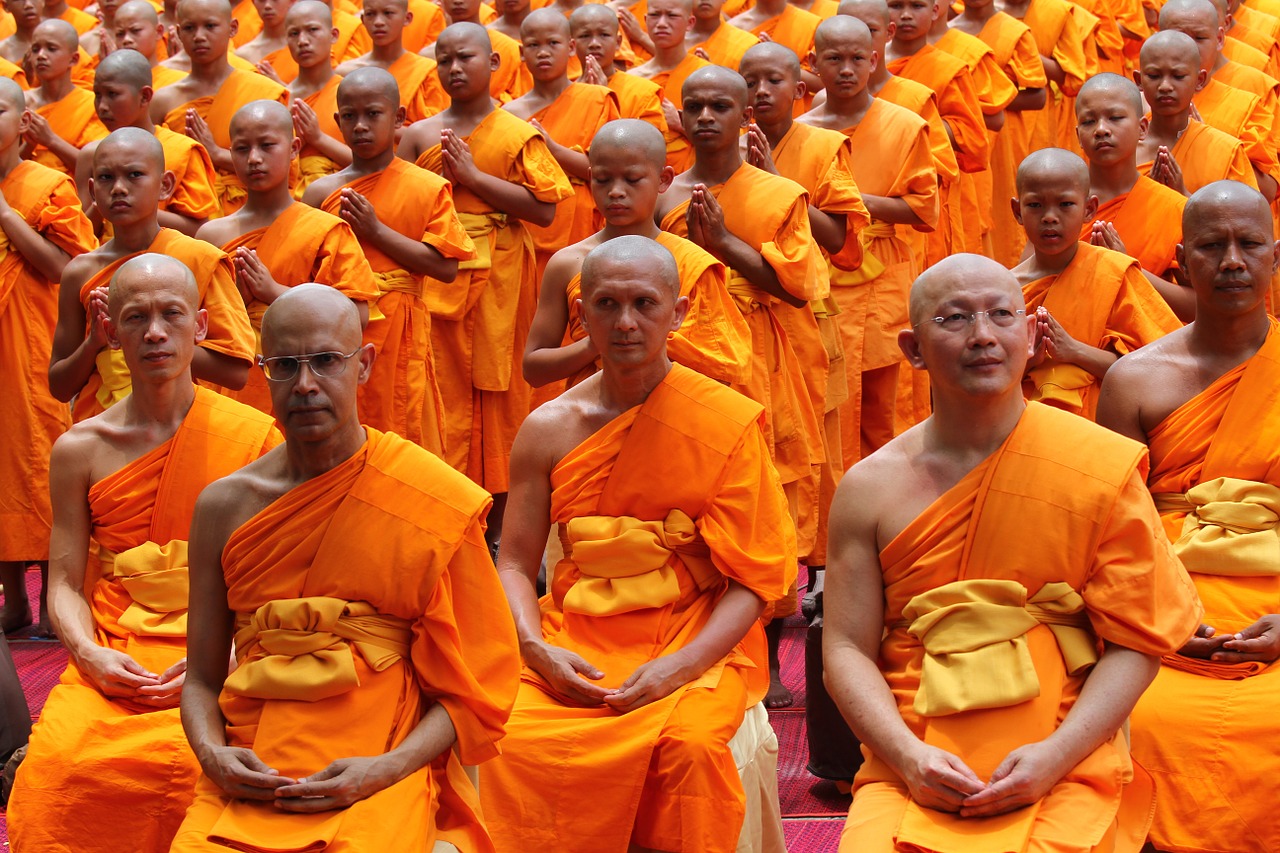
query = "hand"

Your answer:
(897, 742), (986, 813)
(272, 756), (393, 812)
(87, 285), (111, 351)
(338, 188), (382, 241)
(233, 247), (287, 304)
(291, 99), (321, 144)
(693, 46), (710, 61)
(1088, 220), (1126, 255)
(1027, 305), (1051, 368)
(1188, 101), (1202, 123)
(744, 121), (777, 174)
(20, 50), (34, 86)
(612, 4), (645, 42)
(79, 645), (162, 698)
(525, 641), (611, 706)
(688, 184), (729, 256)
(255, 58), (285, 85)
(959, 740), (1071, 818)
(200, 745), (296, 801)
(133, 658), (187, 708)
(660, 97), (683, 138)
(581, 53), (608, 86)
(603, 654), (692, 713)
(1036, 306), (1081, 364)
(184, 108), (216, 151)
(163, 24), (181, 59)
(1177, 623), (1229, 658)
(440, 128), (480, 187)
(528, 117), (563, 157)
(22, 109), (58, 149)
(756, 30), (773, 43)
(97, 21), (117, 58)
(1213, 614), (1280, 663)
(1149, 146), (1187, 196)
